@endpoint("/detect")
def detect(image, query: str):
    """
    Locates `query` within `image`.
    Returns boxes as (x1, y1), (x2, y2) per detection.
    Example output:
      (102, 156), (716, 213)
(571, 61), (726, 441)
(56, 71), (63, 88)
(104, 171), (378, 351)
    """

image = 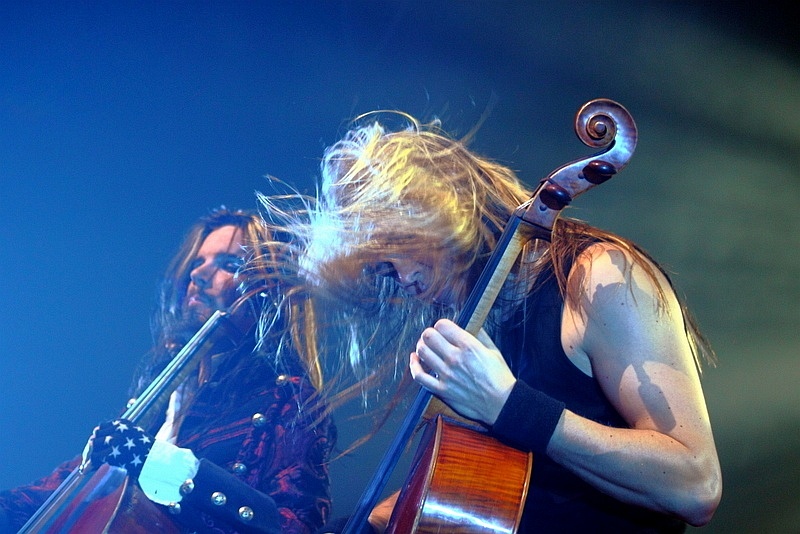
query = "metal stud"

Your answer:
(251, 413), (267, 427)
(232, 462), (247, 474)
(179, 479), (195, 496)
(211, 491), (227, 506)
(239, 506), (254, 522)
(167, 502), (181, 515)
